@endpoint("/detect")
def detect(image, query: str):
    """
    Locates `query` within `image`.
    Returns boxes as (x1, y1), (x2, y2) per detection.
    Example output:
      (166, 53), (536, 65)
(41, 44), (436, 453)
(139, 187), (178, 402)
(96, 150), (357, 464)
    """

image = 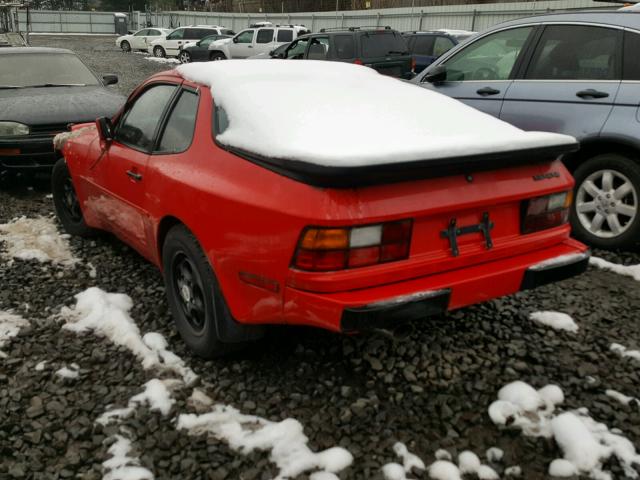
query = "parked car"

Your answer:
(116, 27), (171, 52)
(413, 11), (640, 249)
(149, 25), (235, 58)
(178, 34), (232, 63)
(52, 61), (588, 357)
(247, 41), (290, 59)
(274, 27), (414, 79)
(0, 47), (124, 173)
(403, 30), (475, 73)
(207, 24), (309, 60)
